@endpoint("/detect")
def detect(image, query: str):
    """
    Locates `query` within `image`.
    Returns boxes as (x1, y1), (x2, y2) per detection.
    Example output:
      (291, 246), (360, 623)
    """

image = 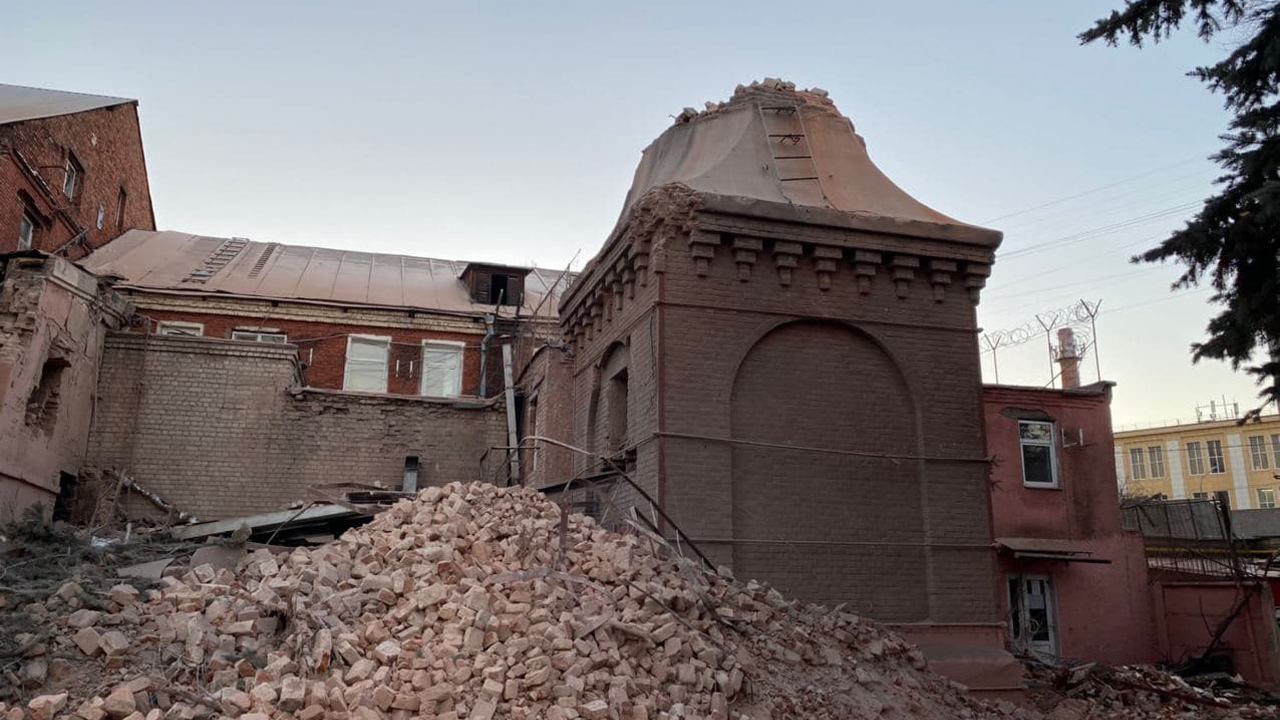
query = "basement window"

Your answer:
(344, 335), (390, 393)
(25, 357), (70, 431)
(157, 321), (204, 337)
(421, 340), (464, 397)
(231, 330), (288, 344)
(1019, 420), (1058, 488)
